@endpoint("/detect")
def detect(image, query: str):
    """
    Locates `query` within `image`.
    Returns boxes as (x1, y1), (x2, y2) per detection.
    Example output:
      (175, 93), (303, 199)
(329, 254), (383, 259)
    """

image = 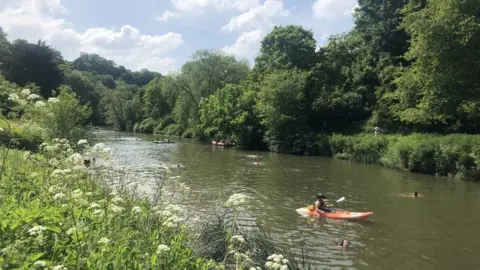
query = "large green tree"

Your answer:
(163, 50), (250, 133)
(253, 25), (317, 75)
(2, 39), (64, 98)
(199, 81), (264, 148)
(393, 0), (480, 132)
